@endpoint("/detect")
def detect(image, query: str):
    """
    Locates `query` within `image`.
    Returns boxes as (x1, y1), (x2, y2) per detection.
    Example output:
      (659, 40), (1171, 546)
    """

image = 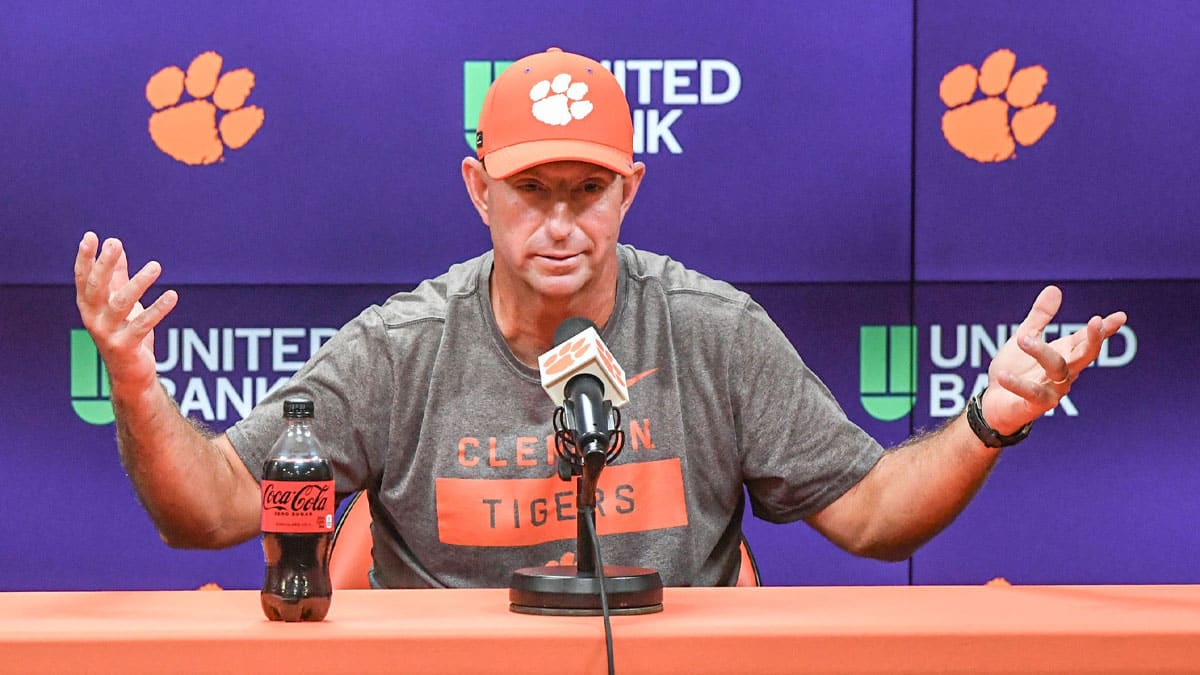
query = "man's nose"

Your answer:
(544, 201), (574, 240)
